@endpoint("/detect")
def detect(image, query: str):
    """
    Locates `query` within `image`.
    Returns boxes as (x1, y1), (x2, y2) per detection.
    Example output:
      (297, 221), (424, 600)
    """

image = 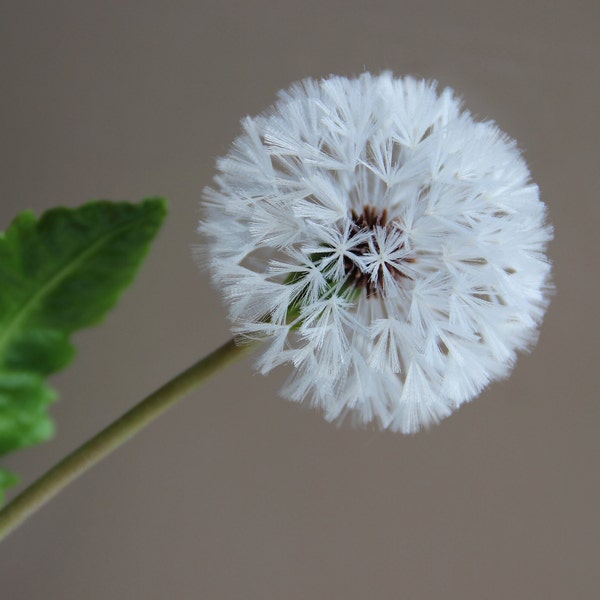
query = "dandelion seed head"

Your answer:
(199, 72), (553, 433)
